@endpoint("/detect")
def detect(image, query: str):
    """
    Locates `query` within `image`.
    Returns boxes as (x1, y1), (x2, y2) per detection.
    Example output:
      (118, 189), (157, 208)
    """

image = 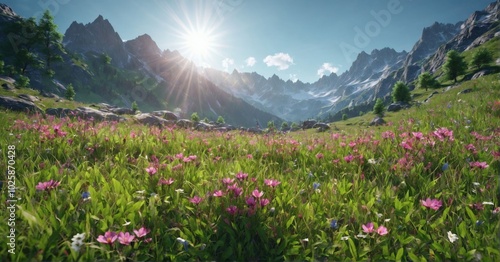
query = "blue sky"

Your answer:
(4, 0), (494, 83)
